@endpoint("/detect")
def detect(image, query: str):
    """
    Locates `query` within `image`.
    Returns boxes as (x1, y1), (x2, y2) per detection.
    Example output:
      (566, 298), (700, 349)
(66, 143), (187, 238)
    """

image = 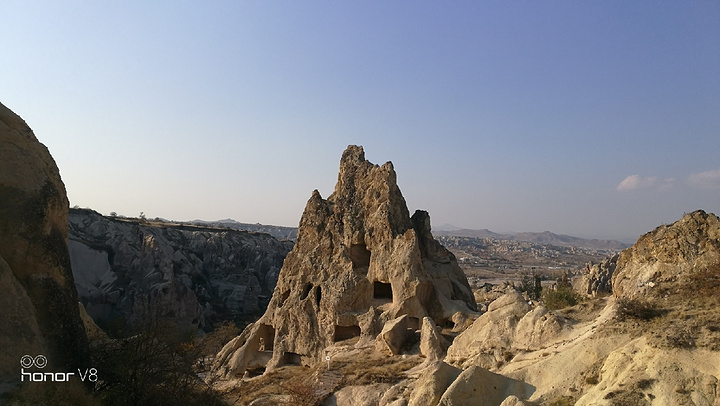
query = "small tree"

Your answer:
(520, 273), (542, 300)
